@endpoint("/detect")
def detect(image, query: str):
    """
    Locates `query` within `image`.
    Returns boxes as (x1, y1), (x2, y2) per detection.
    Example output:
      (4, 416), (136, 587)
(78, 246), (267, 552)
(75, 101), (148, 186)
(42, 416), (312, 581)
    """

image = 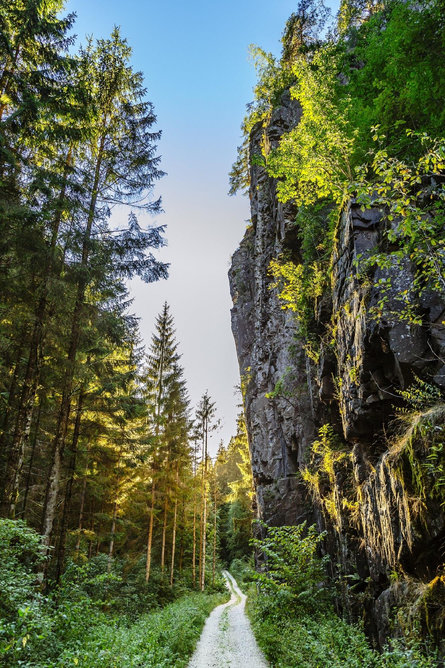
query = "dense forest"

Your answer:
(1, 0), (445, 665)
(0, 2), (254, 665)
